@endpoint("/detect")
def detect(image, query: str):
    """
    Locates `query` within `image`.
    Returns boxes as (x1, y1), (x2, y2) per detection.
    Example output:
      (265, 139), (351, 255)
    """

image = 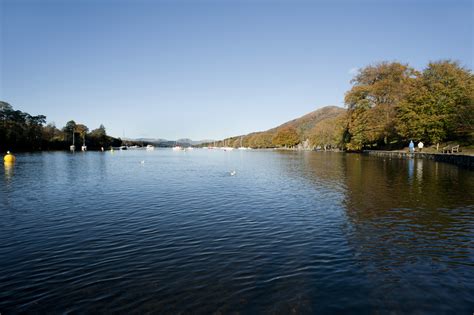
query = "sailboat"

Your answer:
(222, 139), (234, 151)
(70, 129), (75, 152)
(81, 133), (87, 151)
(172, 141), (183, 151)
(238, 136), (247, 150)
